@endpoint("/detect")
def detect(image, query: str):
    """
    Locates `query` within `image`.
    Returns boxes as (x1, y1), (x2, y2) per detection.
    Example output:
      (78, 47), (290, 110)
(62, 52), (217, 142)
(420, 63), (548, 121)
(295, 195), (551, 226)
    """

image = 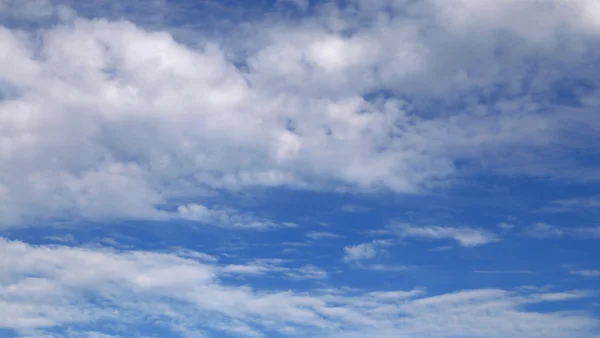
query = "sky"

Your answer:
(1, 0), (600, 337)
